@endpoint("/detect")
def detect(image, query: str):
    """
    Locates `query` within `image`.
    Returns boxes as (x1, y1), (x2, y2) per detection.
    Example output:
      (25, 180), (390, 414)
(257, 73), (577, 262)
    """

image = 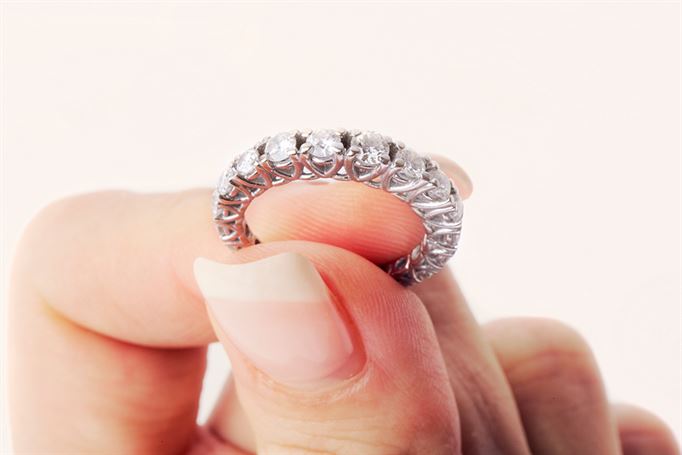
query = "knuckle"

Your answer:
(11, 191), (131, 290)
(488, 316), (591, 356)
(518, 317), (591, 355)
(17, 191), (124, 253)
(18, 196), (73, 250)
(242, 364), (459, 455)
(13, 194), (82, 274)
(489, 317), (602, 395)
